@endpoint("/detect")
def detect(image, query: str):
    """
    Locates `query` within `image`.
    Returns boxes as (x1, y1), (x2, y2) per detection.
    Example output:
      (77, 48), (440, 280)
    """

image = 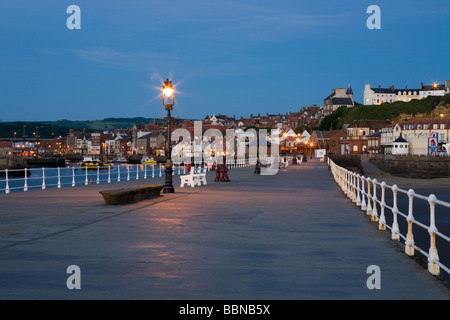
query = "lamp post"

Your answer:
(283, 132), (287, 156)
(162, 78), (175, 193)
